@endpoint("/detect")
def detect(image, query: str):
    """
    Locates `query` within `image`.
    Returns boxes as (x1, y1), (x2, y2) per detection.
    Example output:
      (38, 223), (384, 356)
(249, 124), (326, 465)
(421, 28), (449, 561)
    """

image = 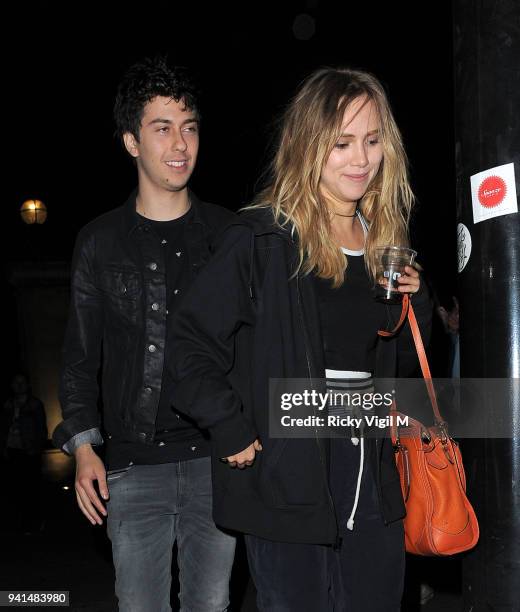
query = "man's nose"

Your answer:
(171, 130), (188, 152)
